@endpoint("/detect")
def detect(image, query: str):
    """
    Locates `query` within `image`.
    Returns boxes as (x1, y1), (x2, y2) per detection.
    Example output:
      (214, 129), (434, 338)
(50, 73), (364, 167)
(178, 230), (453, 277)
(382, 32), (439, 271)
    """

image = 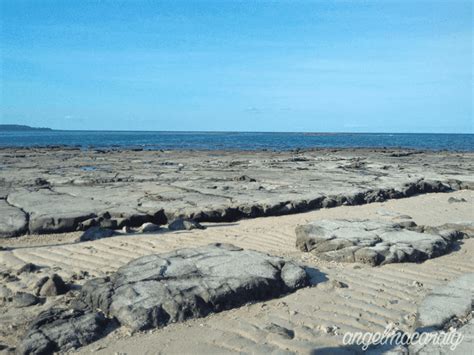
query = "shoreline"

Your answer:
(0, 145), (473, 153)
